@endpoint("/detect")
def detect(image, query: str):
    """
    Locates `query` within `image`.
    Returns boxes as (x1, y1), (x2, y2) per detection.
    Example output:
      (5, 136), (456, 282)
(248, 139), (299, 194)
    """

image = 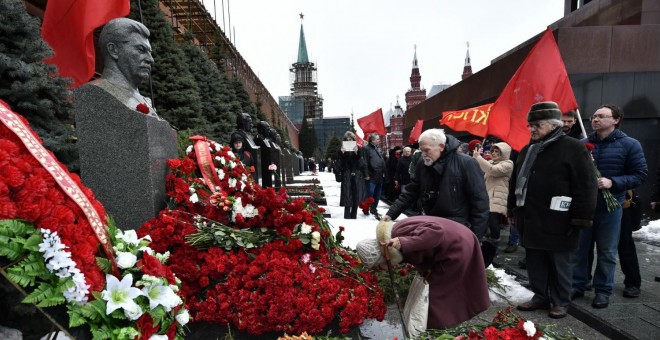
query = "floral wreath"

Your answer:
(138, 136), (386, 335)
(0, 101), (186, 339)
